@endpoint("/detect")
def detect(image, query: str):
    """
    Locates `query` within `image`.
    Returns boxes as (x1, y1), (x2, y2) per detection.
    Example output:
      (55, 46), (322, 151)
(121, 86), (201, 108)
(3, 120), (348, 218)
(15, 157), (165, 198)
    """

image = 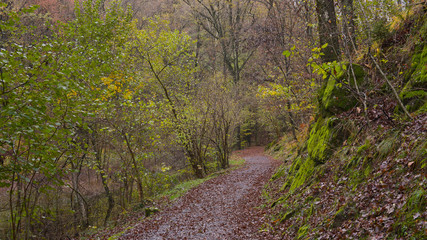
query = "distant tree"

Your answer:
(184, 0), (257, 84)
